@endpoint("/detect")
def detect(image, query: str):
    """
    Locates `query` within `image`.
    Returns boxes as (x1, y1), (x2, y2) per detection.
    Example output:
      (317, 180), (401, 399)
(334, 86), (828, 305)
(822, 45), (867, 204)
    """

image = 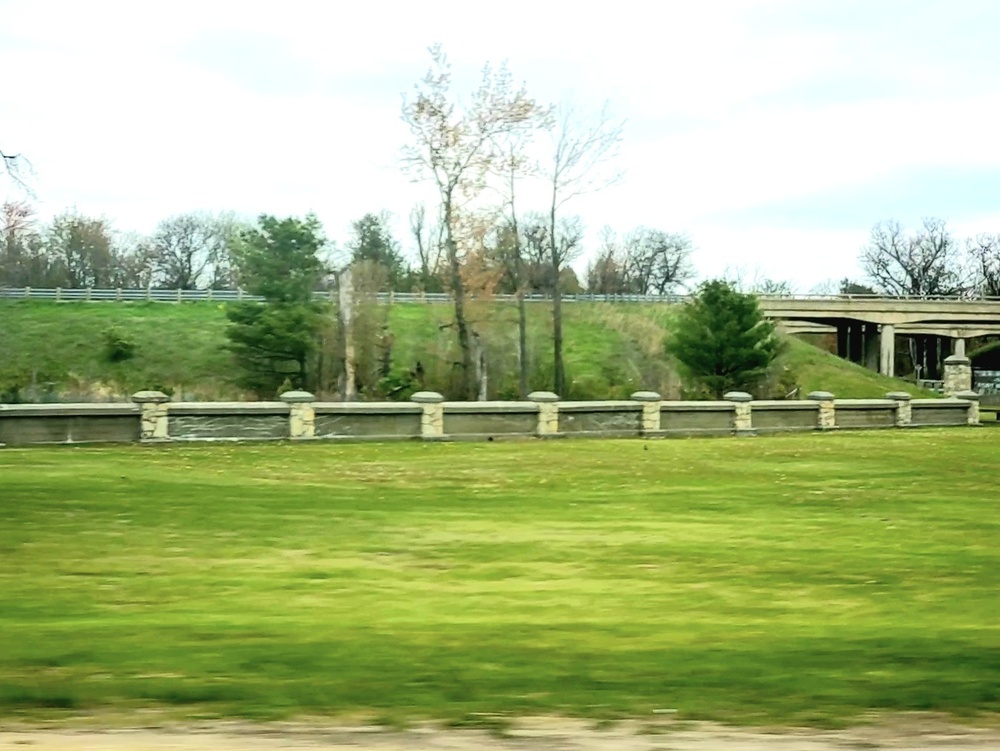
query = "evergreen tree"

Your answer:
(225, 215), (327, 396)
(346, 212), (406, 291)
(668, 280), (783, 398)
